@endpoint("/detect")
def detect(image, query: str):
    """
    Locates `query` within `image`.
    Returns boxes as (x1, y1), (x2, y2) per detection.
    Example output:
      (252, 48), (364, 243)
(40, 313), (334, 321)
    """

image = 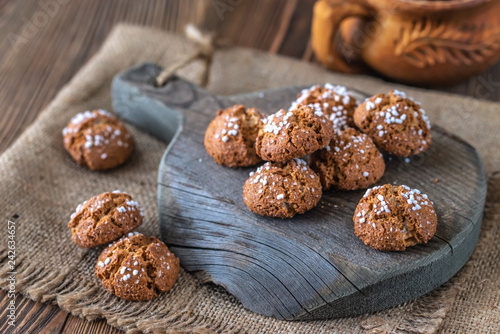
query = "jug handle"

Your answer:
(312, 0), (371, 73)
